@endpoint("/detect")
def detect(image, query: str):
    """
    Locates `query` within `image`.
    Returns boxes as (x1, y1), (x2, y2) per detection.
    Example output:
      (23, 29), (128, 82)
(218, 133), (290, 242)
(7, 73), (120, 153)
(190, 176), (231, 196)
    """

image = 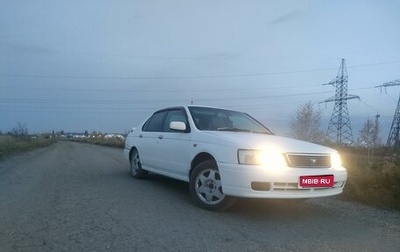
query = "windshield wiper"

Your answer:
(252, 131), (274, 135)
(216, 127), (251, 132)
(216, 127), (273, 134)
